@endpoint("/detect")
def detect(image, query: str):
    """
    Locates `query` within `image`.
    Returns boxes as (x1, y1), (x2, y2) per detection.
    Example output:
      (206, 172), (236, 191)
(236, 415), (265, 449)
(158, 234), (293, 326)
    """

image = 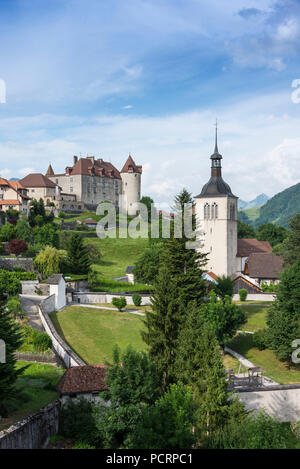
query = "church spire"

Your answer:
(214, 118), (219, 154)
